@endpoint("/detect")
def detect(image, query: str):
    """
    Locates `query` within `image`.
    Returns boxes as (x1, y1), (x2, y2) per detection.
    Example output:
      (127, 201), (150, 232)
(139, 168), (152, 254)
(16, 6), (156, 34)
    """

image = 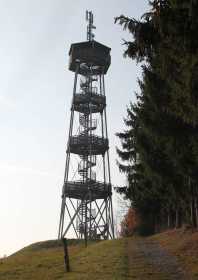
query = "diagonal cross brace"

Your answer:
(62, 194), (89, 237)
